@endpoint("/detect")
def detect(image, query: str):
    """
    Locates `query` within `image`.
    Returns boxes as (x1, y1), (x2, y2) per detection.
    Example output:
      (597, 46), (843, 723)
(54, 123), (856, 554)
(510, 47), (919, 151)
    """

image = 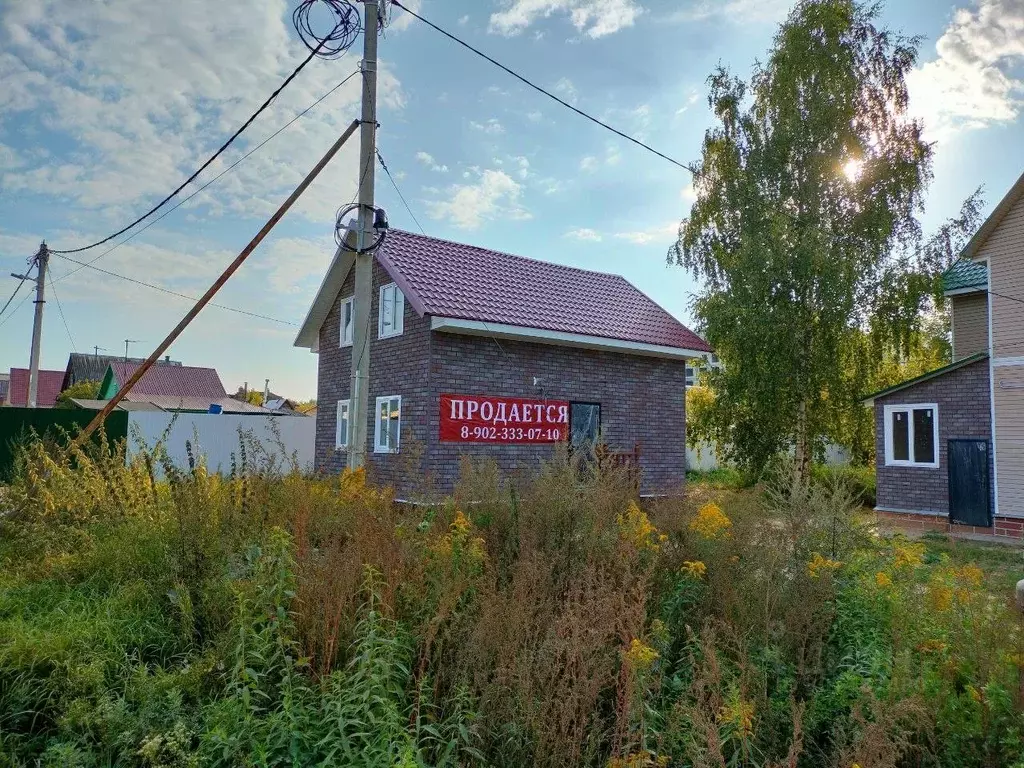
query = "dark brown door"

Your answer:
(948, 439), (991, 527)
